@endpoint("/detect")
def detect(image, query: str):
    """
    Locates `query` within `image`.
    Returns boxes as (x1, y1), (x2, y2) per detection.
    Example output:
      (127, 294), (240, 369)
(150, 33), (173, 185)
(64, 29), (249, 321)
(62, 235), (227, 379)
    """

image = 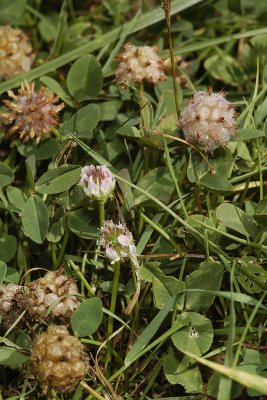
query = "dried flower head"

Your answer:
(0, 25), (35, 81)
(179, 89), (236, 153)
(3, 81), (64, 143)
(26, 269), (79, 321)
(79, 165), (115, 201)
(29, 325), (89, 393)
(100, 220), (138, 267)
(116, 43), (166, 89)
(0, 283), (26, 329)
